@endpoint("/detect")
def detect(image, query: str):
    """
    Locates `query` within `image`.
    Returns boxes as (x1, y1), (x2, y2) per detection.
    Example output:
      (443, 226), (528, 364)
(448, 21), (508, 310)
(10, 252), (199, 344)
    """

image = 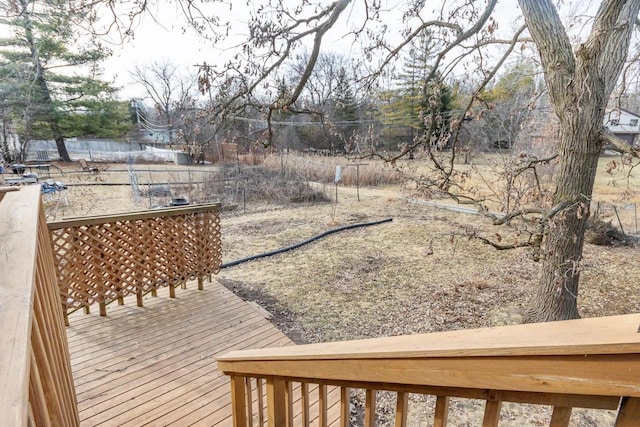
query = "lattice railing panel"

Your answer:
(48, 204), (222, 312)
